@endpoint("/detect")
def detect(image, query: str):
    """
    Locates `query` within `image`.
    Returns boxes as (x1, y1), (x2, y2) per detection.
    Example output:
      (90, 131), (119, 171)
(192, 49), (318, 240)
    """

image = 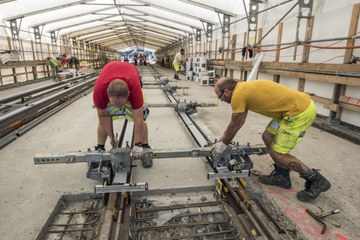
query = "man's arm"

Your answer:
(132, 107), (144, 144)
(97, 108), (115, 144)
(221, 111), (248, 144)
